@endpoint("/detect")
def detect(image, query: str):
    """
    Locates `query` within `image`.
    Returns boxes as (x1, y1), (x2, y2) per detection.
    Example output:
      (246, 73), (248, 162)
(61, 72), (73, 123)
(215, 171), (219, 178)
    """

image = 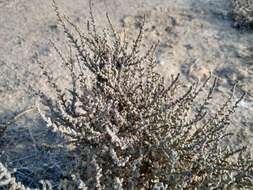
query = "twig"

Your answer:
(0, 107), (36, 138)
